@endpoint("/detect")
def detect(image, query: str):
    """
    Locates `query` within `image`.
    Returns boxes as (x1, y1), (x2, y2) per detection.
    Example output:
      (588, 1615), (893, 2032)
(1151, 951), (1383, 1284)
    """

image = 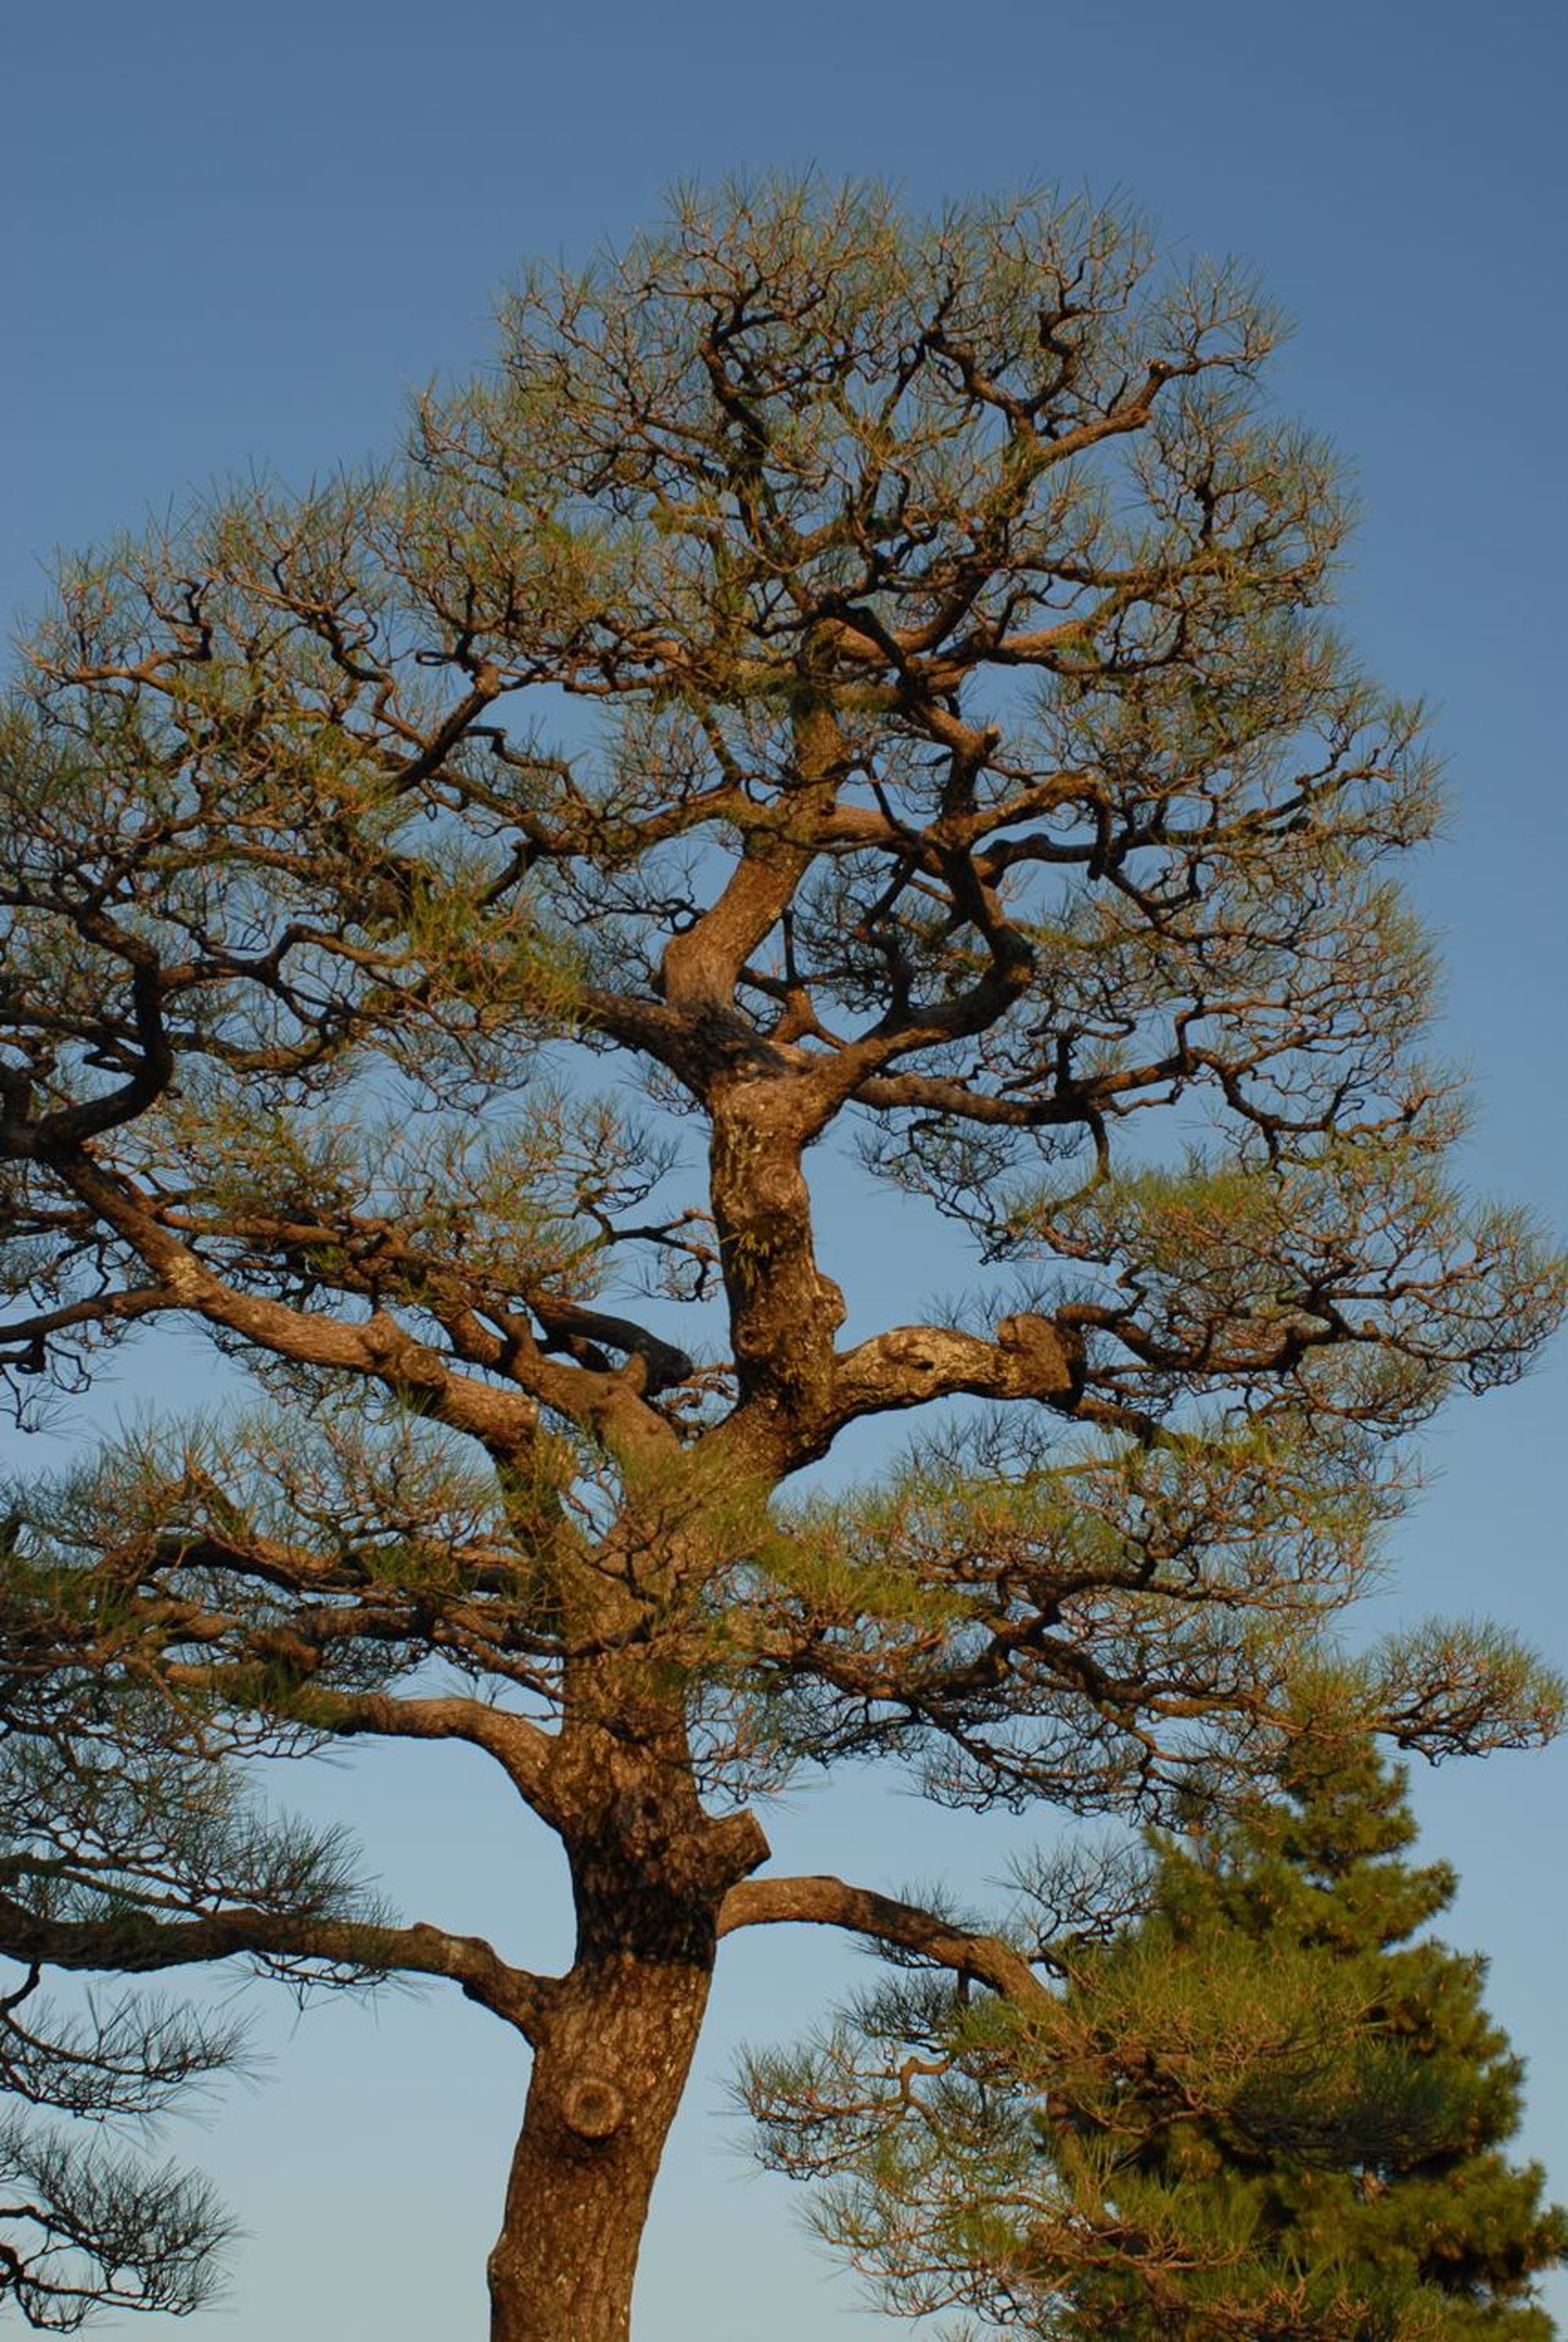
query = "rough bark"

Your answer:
(487, 1943), (713, 2342)
(485, 1690), (768, 2342)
